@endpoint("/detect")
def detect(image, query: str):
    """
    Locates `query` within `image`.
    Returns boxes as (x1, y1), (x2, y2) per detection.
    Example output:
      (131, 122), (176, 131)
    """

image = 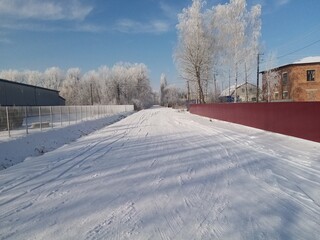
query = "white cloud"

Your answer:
(115, 19), (170, 34)
(74, 24), (106, 33)
(0, 21), (104, 33)
(0, 0), (102, 33)
(152, 20), (170, 33)
(159, 2), (178, 20)
(276, 0), (291, 6)
(0, 0), (93, 21)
